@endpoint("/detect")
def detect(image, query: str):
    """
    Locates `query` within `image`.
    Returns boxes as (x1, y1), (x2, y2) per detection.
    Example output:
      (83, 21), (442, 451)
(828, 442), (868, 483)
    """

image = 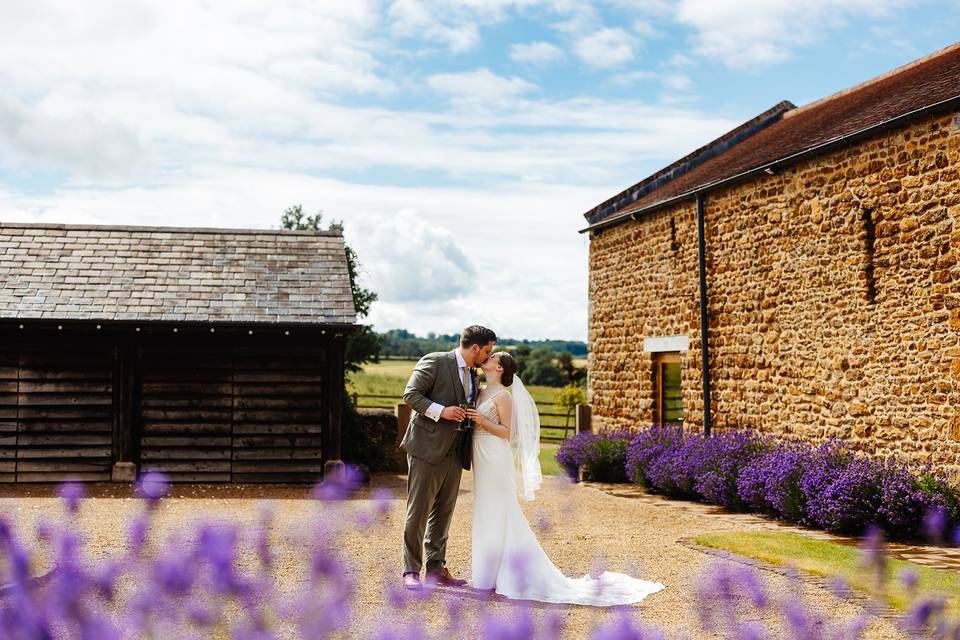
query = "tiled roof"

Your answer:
(584, 42), (960, 226)
(0, 223), (357, 325)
